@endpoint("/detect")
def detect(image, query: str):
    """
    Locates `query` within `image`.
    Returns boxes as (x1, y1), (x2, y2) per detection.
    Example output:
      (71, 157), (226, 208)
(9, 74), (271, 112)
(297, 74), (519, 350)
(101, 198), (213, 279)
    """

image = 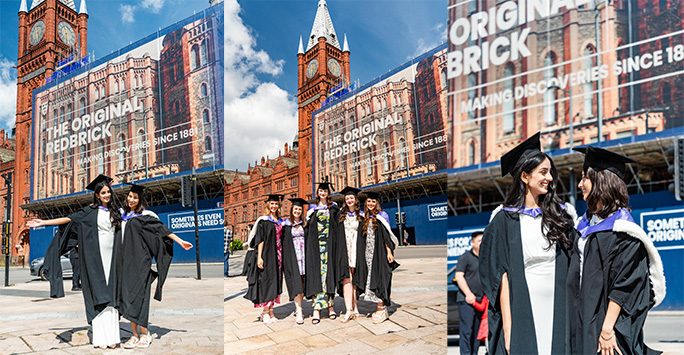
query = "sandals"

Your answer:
(137, 333), (152, 348)
(312, 310), (321, 325)
(372, 306), (389, 324)
(328, 307), (337, 320)
(340, 312), (356, 323)
(123, 336), (139, 349)
(295, 308), (304, 325)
